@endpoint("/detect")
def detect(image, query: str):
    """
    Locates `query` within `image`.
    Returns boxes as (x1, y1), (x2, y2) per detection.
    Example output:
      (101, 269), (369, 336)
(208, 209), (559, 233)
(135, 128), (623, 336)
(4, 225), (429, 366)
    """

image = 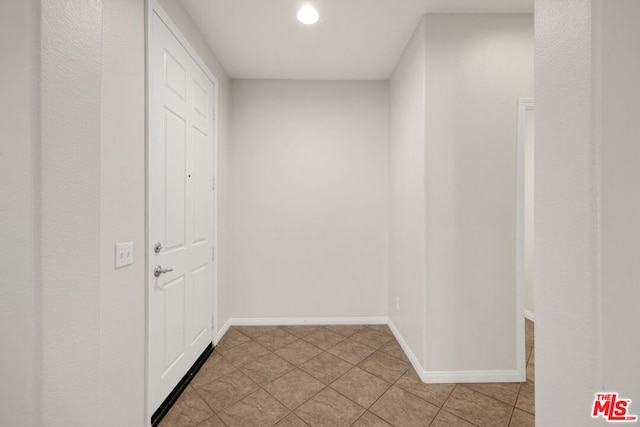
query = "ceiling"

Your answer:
(179, 0), (534, 80)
